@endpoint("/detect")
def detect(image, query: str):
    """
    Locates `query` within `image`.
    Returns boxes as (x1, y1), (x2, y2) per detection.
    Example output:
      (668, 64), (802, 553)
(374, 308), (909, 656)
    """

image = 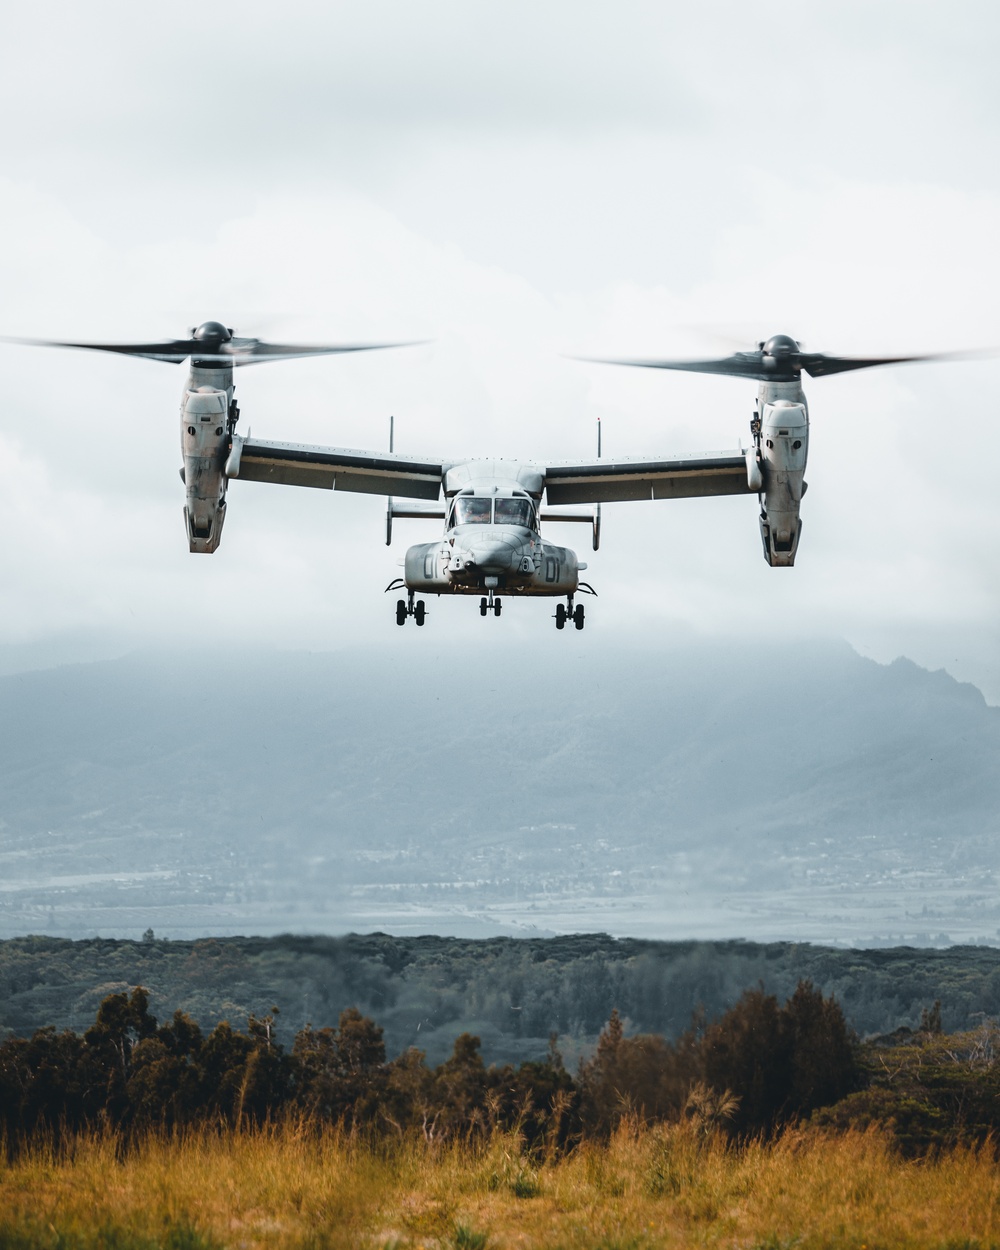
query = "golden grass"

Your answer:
(2, 1119), (1000, 1249)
